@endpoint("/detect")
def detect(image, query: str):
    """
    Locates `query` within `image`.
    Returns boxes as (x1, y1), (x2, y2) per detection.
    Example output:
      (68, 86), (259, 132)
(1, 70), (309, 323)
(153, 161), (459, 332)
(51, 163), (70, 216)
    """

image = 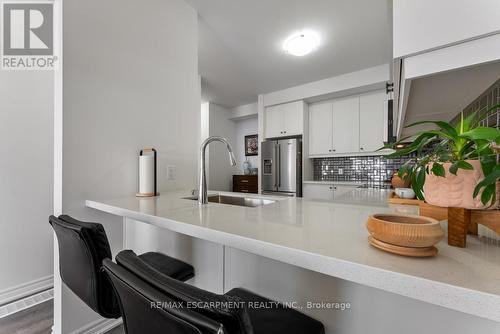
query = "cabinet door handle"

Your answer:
(241, 189), (249, 193)
(332, 149), (336, 152)
(360, 147), (364, 150)
(241, 180), (249, 183)
(329, 187), (333, 190)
